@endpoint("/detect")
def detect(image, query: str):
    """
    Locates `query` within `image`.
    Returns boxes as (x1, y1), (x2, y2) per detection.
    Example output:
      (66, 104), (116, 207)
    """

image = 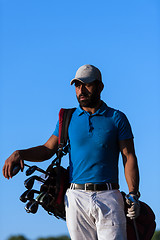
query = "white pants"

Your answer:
(65, 189), (127, 240)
